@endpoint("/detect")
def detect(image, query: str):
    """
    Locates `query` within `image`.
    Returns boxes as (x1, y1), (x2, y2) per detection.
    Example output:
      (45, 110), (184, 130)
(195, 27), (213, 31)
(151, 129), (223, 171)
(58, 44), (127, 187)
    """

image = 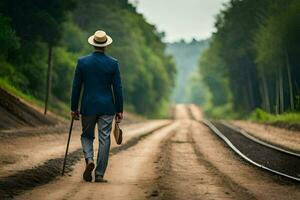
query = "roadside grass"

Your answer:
(0, 78), (42, 106)
(0, 78), (69, 118)
(249, 108), (300, 124)
(203, 102), (243, 120)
